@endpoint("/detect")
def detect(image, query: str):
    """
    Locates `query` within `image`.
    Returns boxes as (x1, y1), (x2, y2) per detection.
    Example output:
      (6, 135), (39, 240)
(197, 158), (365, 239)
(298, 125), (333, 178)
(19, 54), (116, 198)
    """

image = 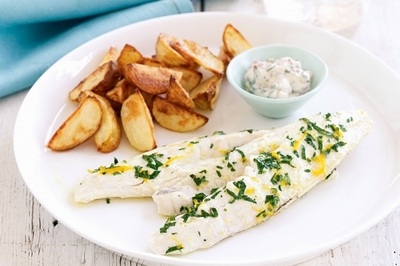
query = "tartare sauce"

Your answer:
(243, 57), (312, 99)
